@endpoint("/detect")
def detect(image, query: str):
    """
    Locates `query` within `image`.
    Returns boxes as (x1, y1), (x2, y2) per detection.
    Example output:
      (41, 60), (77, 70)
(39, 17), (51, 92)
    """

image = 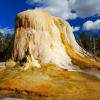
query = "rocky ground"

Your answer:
(0, 64), (100, 100)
